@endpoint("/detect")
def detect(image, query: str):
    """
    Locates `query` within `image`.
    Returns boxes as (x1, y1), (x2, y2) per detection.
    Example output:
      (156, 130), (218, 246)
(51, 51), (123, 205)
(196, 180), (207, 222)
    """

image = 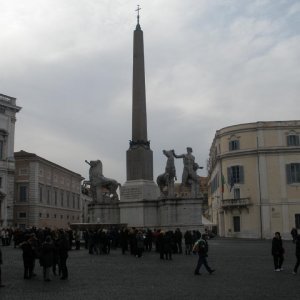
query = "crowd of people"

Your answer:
(0, 227), (71, 285)
(83, 227), (205, 259)
(1, 226), (300, 288)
